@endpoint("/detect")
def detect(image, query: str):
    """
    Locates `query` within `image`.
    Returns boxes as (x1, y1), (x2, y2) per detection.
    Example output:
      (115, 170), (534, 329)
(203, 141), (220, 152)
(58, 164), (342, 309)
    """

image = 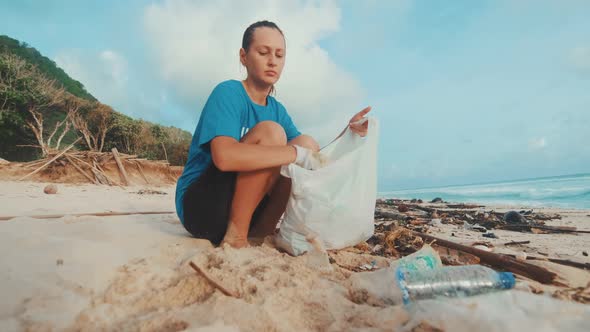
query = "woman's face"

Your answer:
(241, 27), (286, 86)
